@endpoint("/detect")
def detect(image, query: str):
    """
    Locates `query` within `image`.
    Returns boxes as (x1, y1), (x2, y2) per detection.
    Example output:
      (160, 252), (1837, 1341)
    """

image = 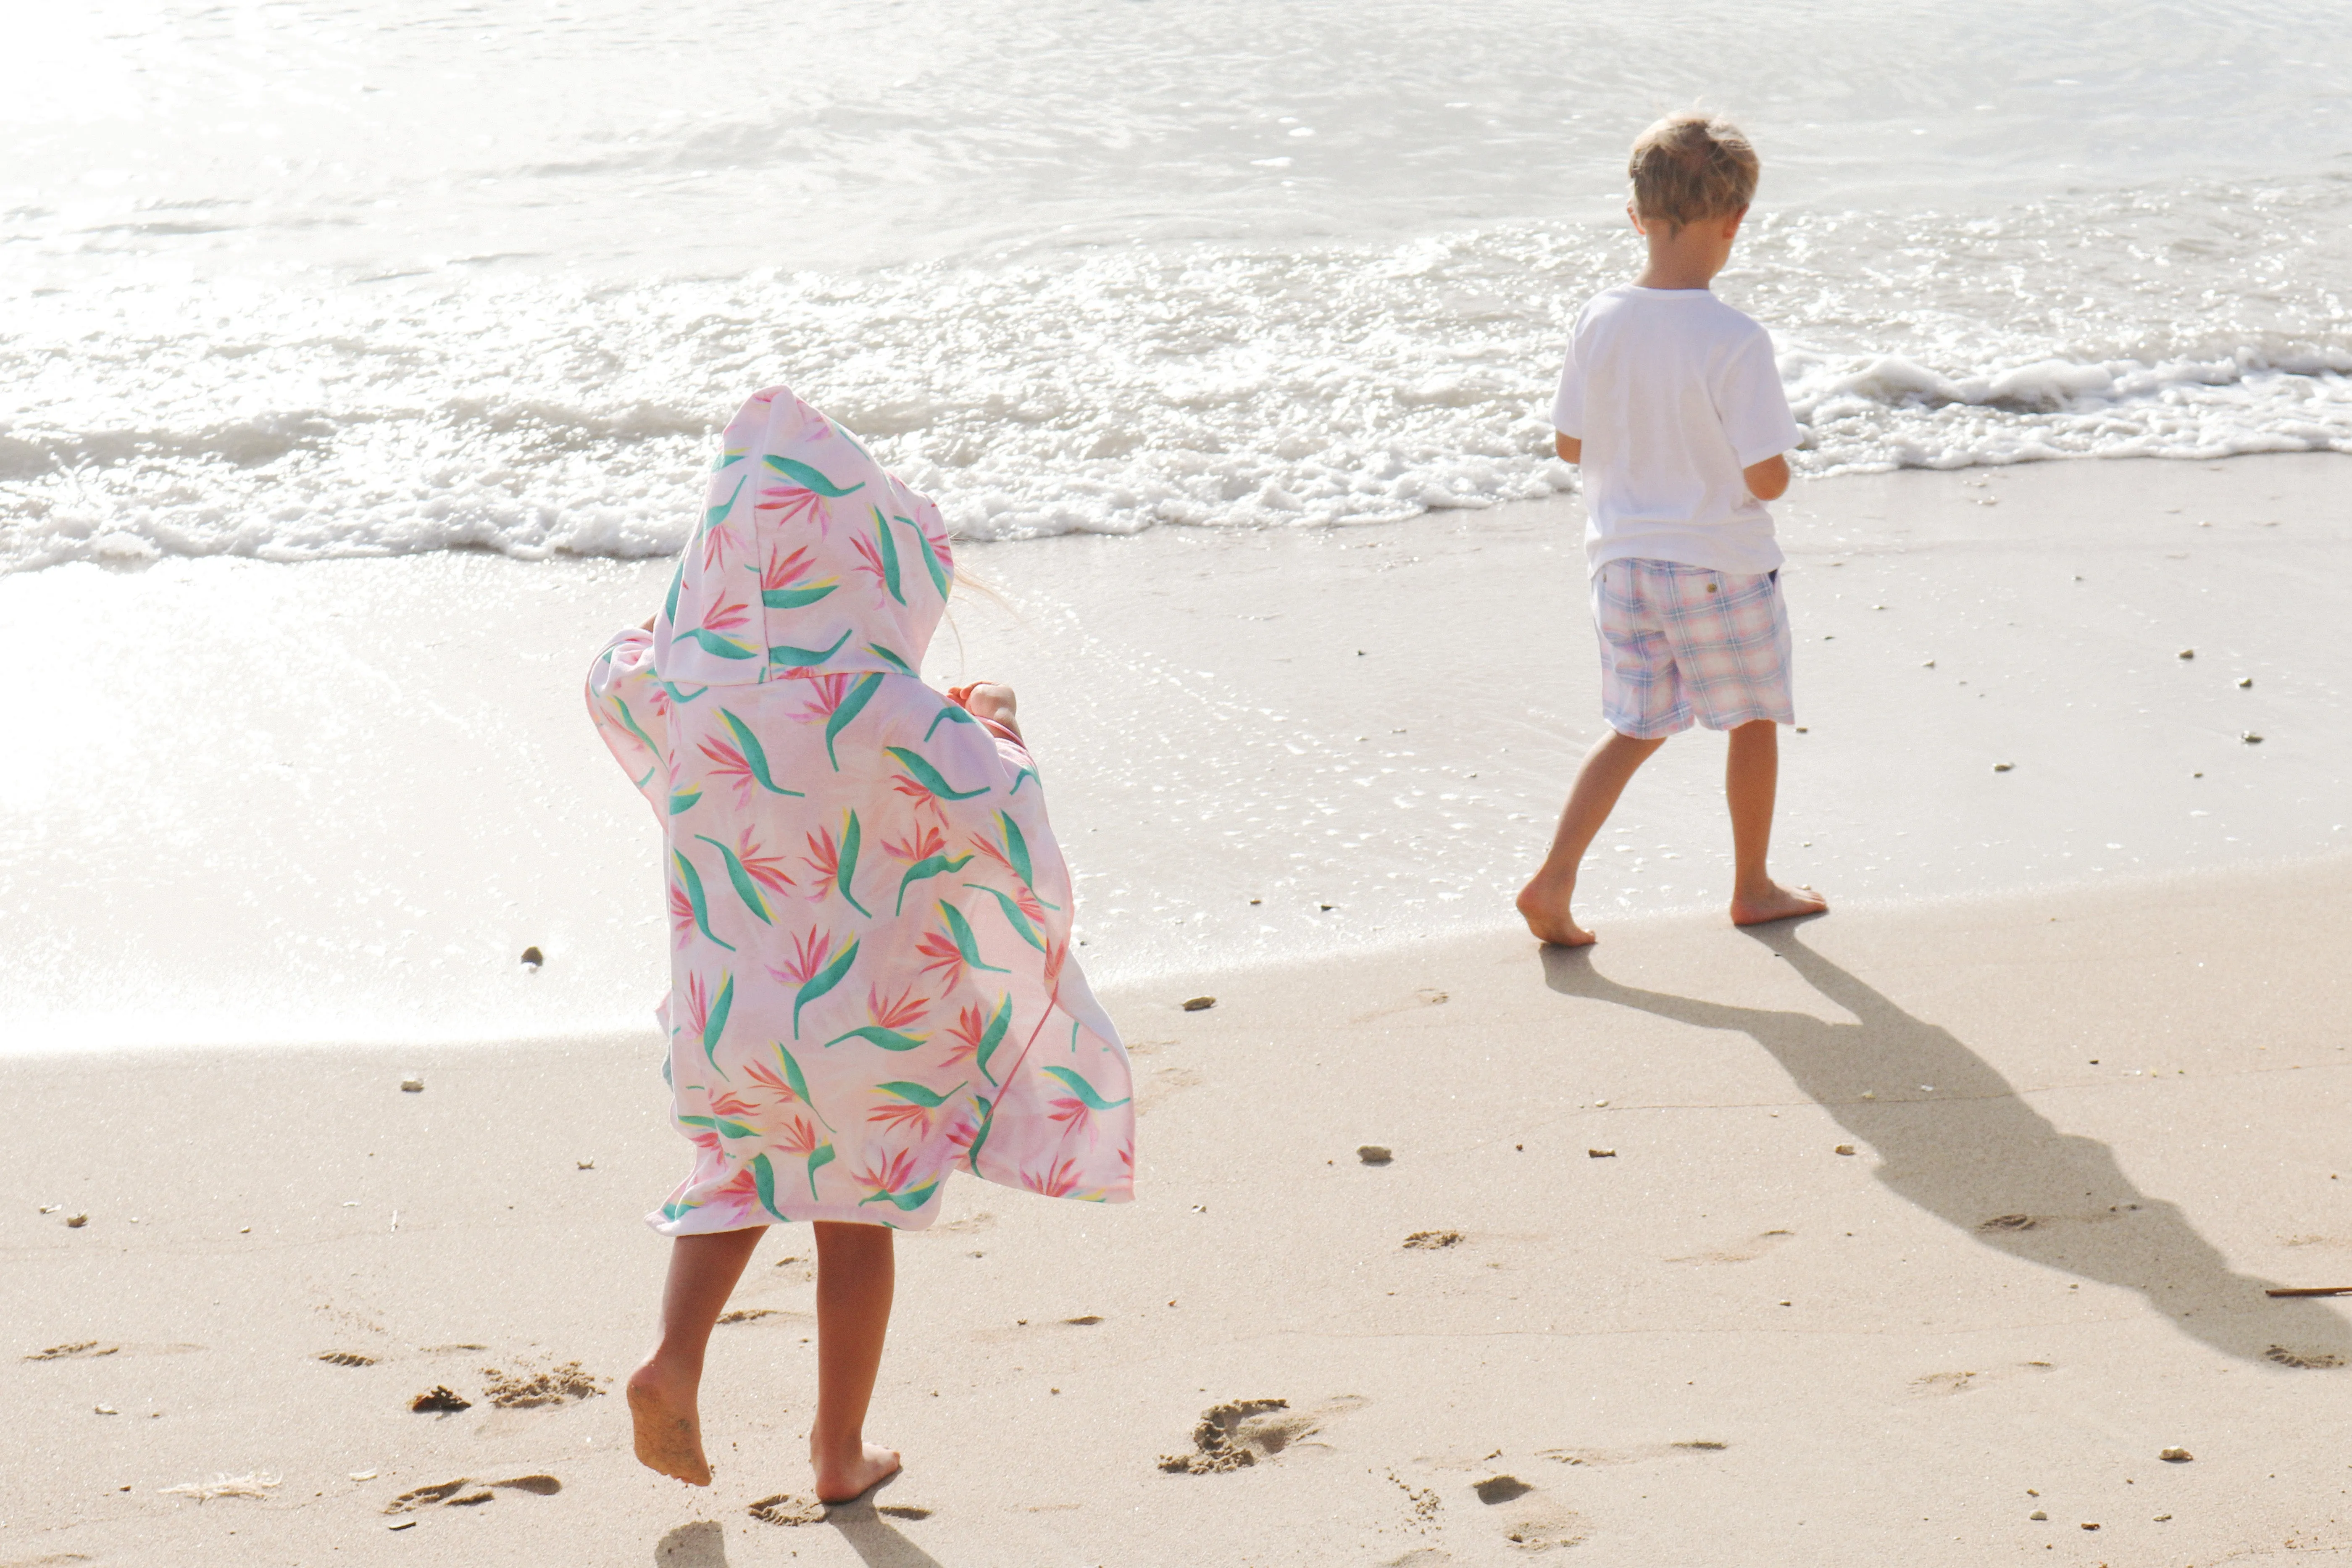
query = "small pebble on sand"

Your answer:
(2237, 676), (2253, 688)
(2242, 732), (2263, 744)
(1588, 1148), (1617, 1159)
(95, 1405), (118, 1415)
(2160, 1447), (2193, 1462)
(2029, 1510), (2047, 1521)
(1356, 1145), (1393, 1165)
(66, 1213), (88, 1228)
(576, 1159), (595, 1170)
(1181, 996), (1215, 1012)
(400, 1075), (424, 1093)
(2178, 648), (2195, 659)
(1993, 762), (2013, 772)
(1834, 1145), (1856, 1156)
(2081, 1522), (2100, 1531)
(521, 946), (544, 967)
